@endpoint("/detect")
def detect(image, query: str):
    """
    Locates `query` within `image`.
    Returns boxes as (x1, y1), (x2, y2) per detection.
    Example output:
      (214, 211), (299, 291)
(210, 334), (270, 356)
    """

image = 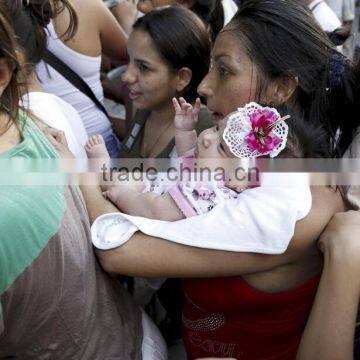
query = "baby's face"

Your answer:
(196, 117), (249, 189)
(196, 117), (235, 160)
